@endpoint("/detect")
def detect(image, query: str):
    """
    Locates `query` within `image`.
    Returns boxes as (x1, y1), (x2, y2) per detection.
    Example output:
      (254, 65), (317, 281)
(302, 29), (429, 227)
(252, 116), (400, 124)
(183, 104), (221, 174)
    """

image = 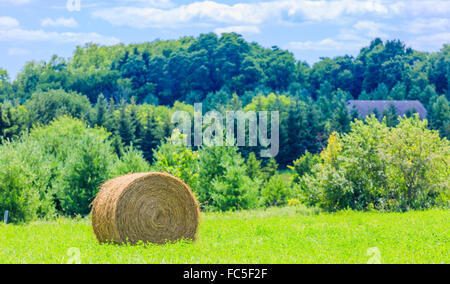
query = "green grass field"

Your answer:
(0, 207), (448, 264)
